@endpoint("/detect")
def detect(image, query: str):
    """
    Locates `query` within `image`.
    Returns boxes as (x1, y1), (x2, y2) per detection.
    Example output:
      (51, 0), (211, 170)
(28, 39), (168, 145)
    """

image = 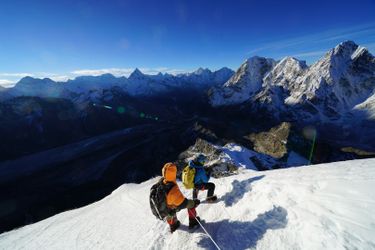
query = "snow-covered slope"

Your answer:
(1, 158), (374, 249)
(177, 67), (234, 88)
(65, 74), (127, 93)
(354, 93), (375, 119)
(8, 77), (65, 98)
